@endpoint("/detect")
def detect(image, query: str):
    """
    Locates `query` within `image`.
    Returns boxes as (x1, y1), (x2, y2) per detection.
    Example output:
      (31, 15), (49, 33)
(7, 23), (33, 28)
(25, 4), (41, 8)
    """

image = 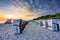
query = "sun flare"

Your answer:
(6, 15), (12, 19)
